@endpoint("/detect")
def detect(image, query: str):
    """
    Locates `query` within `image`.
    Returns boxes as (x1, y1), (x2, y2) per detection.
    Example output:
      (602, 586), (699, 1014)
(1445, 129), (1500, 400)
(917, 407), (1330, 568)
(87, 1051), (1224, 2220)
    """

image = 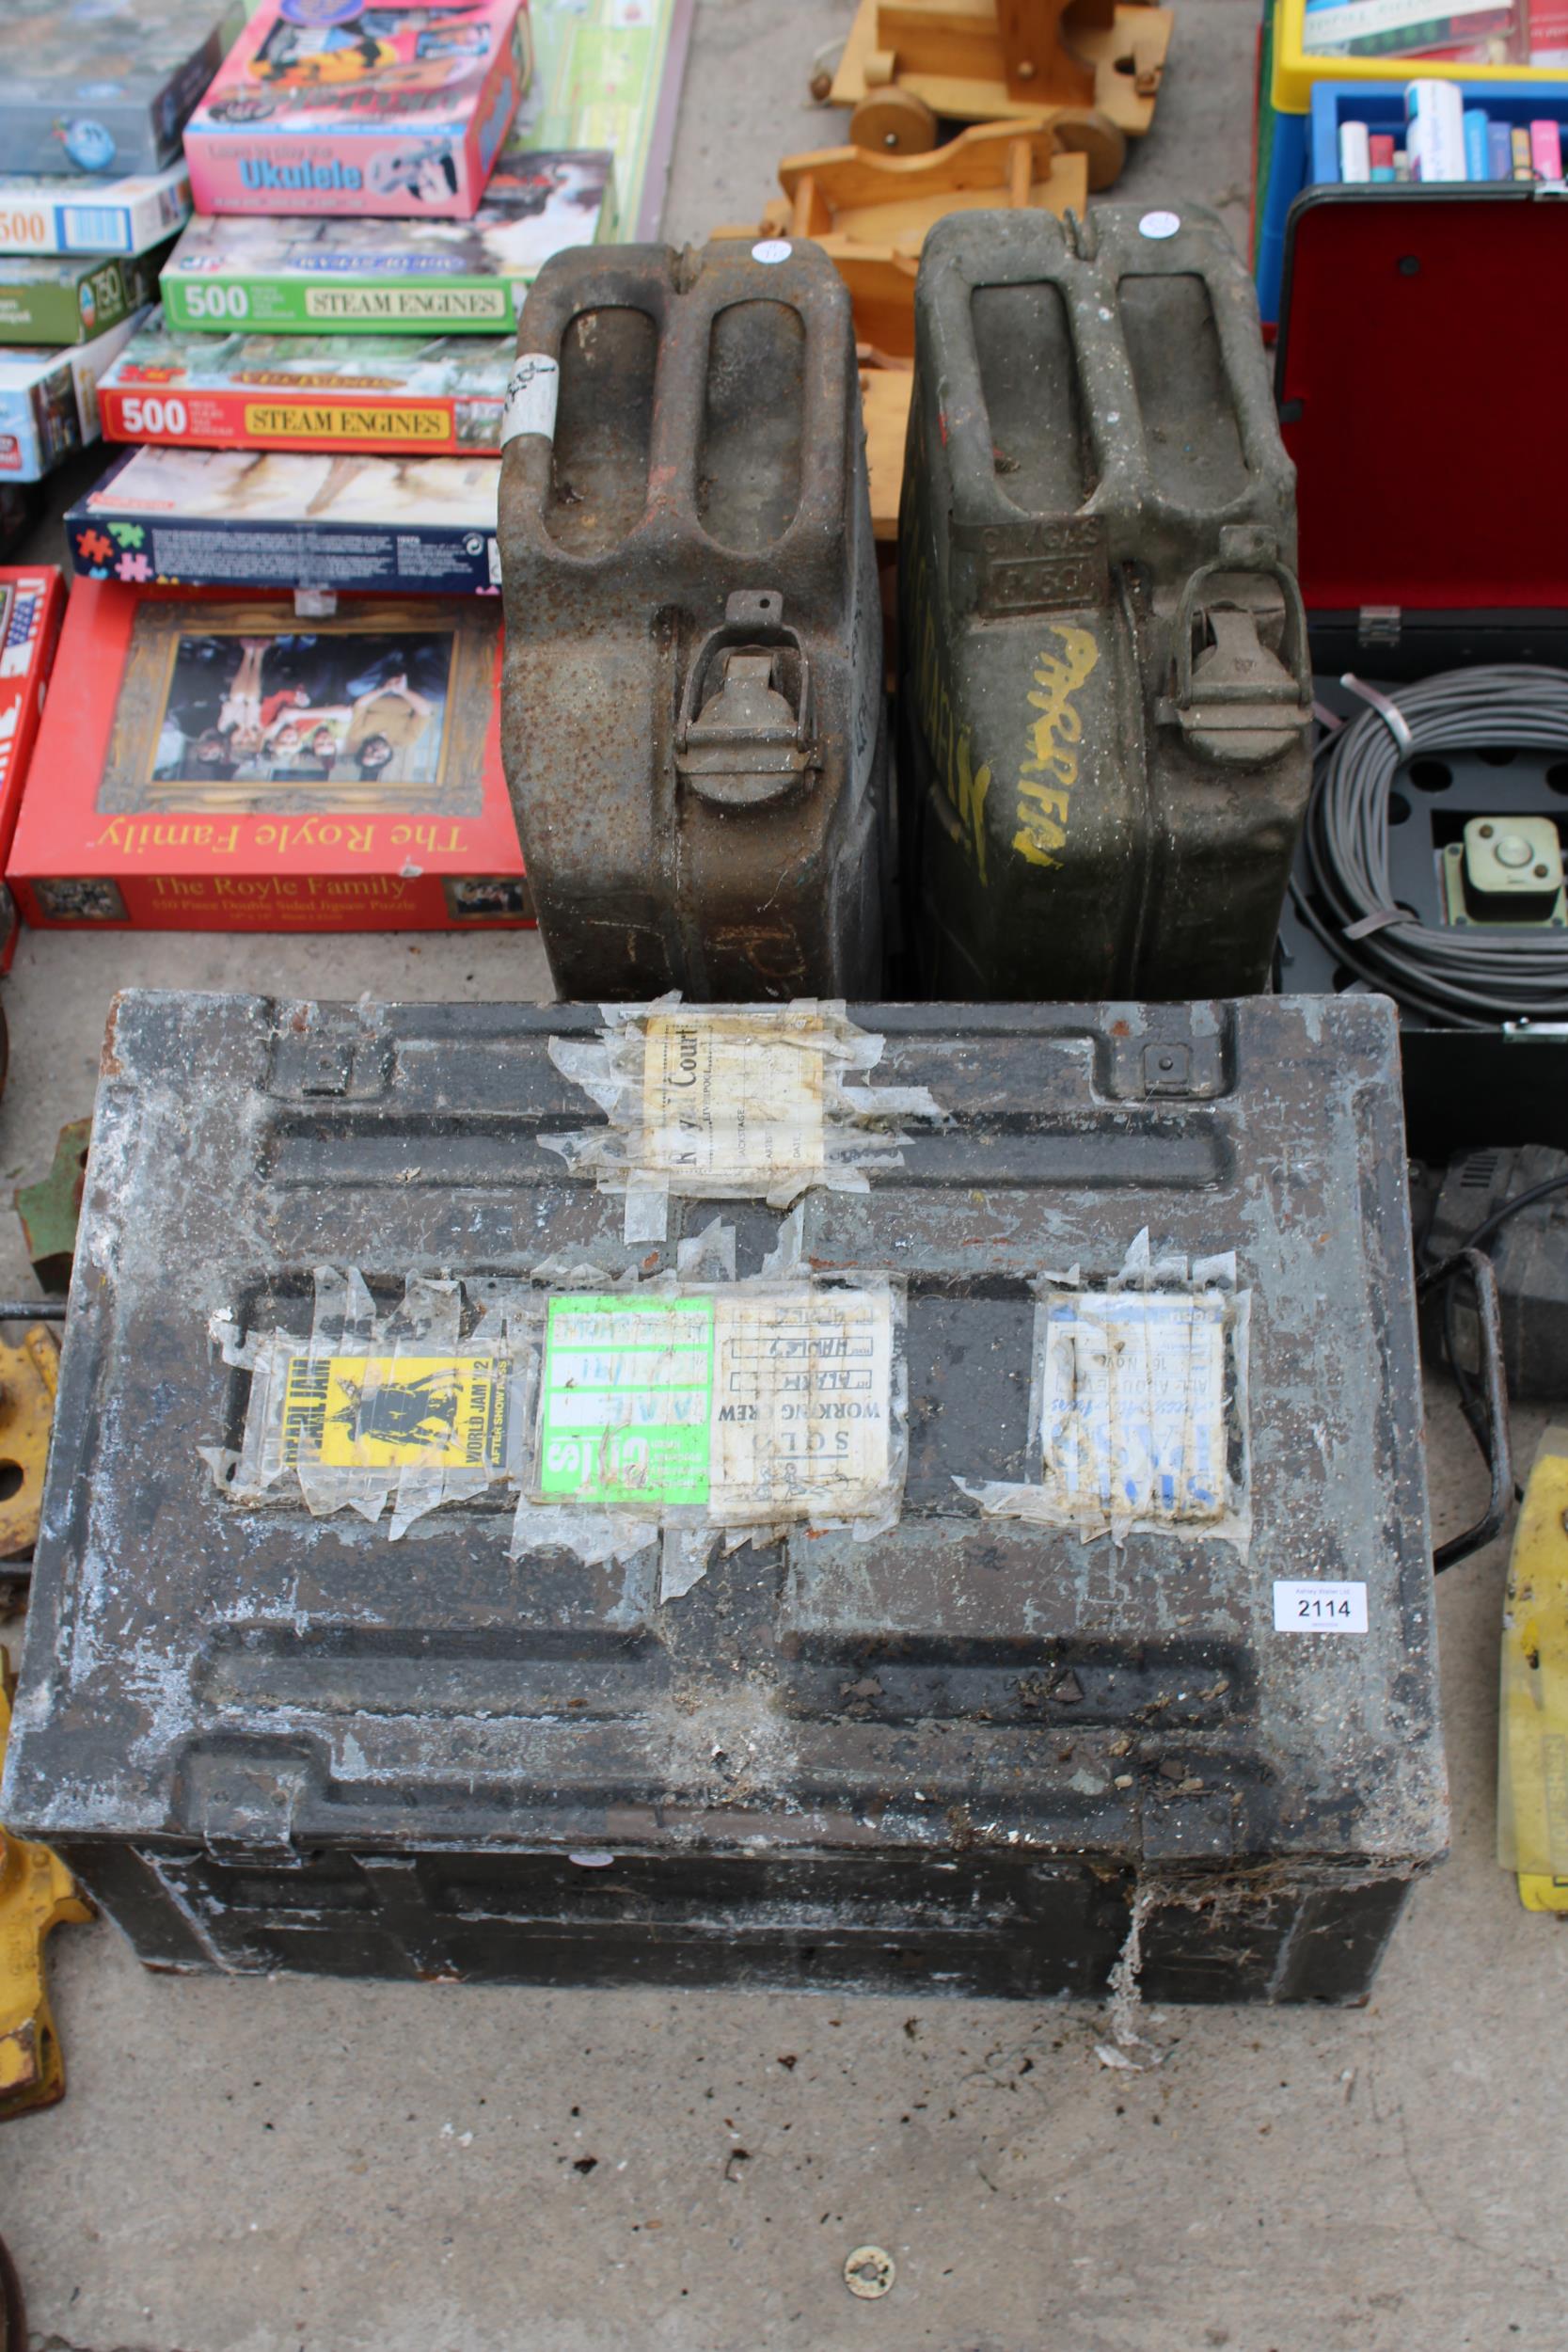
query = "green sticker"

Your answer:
(538, 1293), (714, 1509)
